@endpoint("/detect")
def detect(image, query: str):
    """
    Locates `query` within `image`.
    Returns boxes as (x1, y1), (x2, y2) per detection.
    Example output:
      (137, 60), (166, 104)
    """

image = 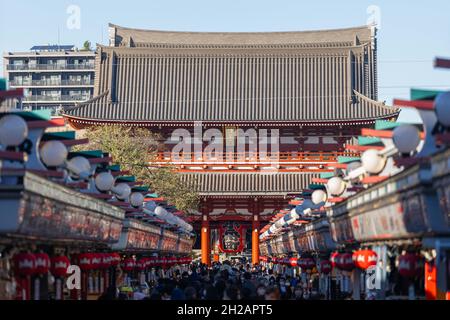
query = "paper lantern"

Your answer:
(109, 253), (121, 267)
(78, 253), (94, 271)
(34, 253), (51, 275)
(121, 257), (136, 272)
(320, 260), (332, 275)
(336, 253), (354, 271)
(13, 253), (36, 276)
(330, 252), (339, 268)
(90, 253), (102, 270)
(353, 250), (377, 270)
(51, 256), (70, 277)
(289, 257), (298, 267)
